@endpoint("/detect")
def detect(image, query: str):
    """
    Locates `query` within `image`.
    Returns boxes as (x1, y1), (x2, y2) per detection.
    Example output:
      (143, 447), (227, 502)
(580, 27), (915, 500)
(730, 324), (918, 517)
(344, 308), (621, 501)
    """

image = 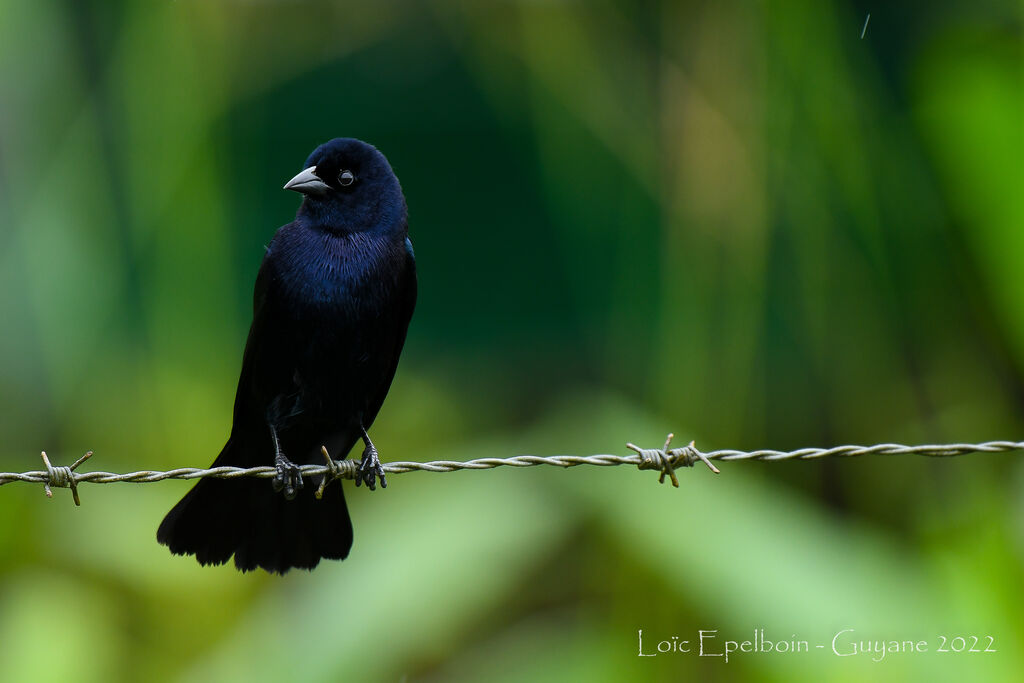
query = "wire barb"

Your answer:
(627, 433), (719, 487)
(39, 450), (93, 506)
(314, 445), (356, 499)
